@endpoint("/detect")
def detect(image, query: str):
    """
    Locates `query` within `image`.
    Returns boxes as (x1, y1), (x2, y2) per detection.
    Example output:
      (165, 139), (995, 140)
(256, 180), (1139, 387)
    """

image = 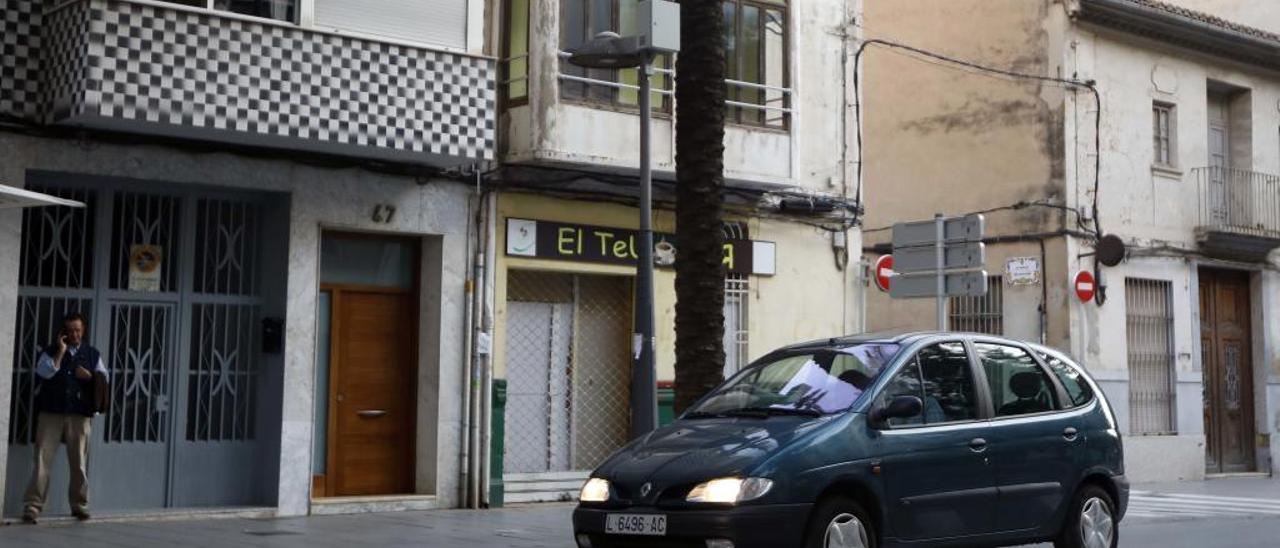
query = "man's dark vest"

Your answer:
(35, 344), (100, 417)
